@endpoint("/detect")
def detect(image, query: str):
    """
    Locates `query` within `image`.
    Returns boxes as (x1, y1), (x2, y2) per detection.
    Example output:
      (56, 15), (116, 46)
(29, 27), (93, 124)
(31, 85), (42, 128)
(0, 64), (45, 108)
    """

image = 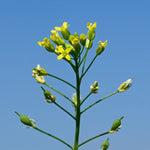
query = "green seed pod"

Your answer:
(20, 115), (33, 127)
(101, 138), (109, 150)
(111, 116), (124, 131)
